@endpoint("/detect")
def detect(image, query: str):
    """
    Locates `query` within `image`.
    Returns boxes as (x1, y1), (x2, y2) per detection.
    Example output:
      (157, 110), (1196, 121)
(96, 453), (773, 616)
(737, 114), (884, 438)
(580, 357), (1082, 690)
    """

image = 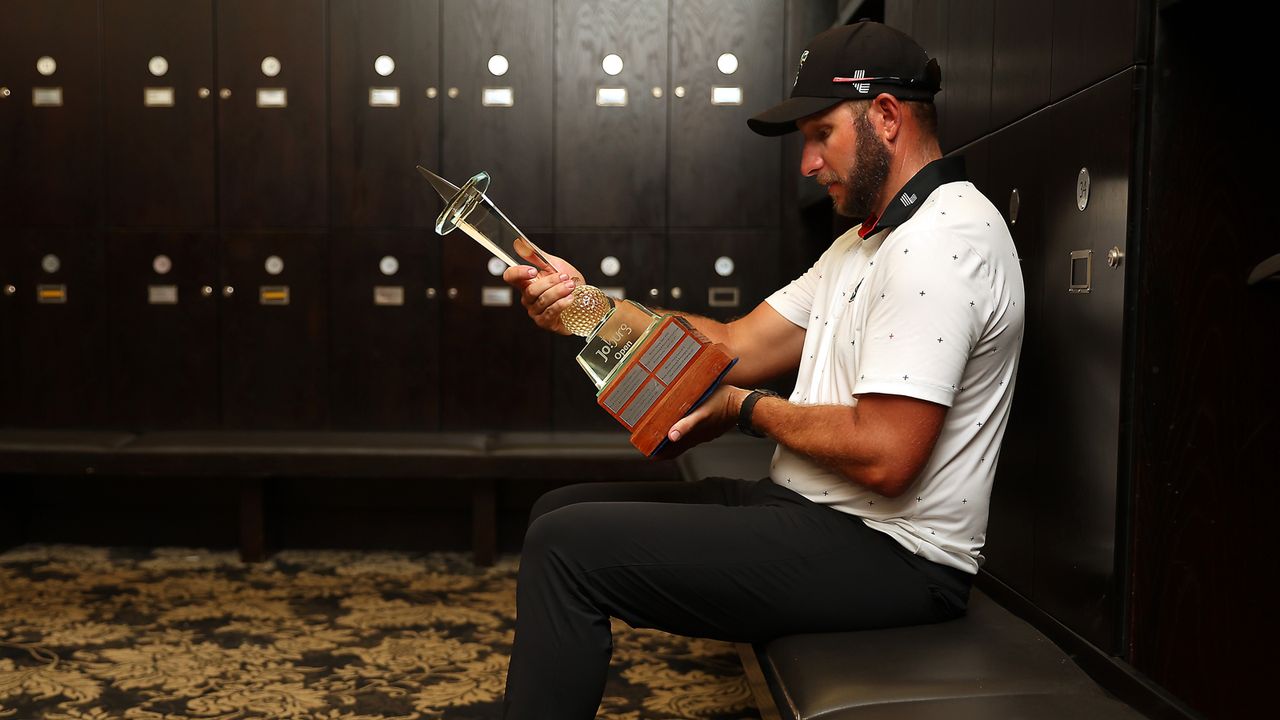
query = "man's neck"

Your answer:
(875, 141), (942, 219)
